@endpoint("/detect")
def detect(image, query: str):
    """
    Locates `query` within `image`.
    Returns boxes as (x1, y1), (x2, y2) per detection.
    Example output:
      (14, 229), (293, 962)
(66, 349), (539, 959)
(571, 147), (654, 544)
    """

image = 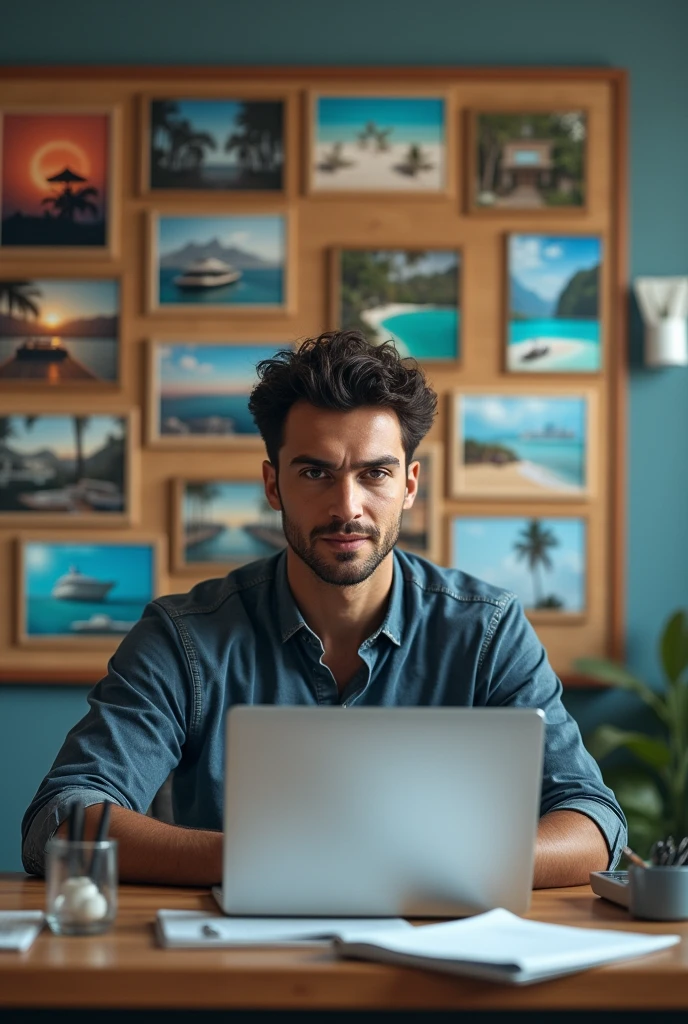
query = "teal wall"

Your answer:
(1, 0), (687, 871)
